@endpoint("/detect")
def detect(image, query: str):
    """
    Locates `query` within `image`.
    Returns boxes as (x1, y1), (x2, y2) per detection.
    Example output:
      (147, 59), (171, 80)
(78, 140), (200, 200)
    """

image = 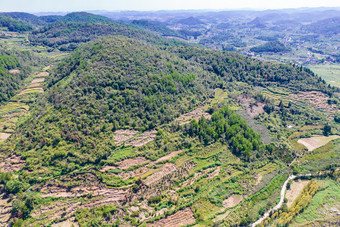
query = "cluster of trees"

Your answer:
(183, 106), (261, 158)
(250, 41), (291, 53)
